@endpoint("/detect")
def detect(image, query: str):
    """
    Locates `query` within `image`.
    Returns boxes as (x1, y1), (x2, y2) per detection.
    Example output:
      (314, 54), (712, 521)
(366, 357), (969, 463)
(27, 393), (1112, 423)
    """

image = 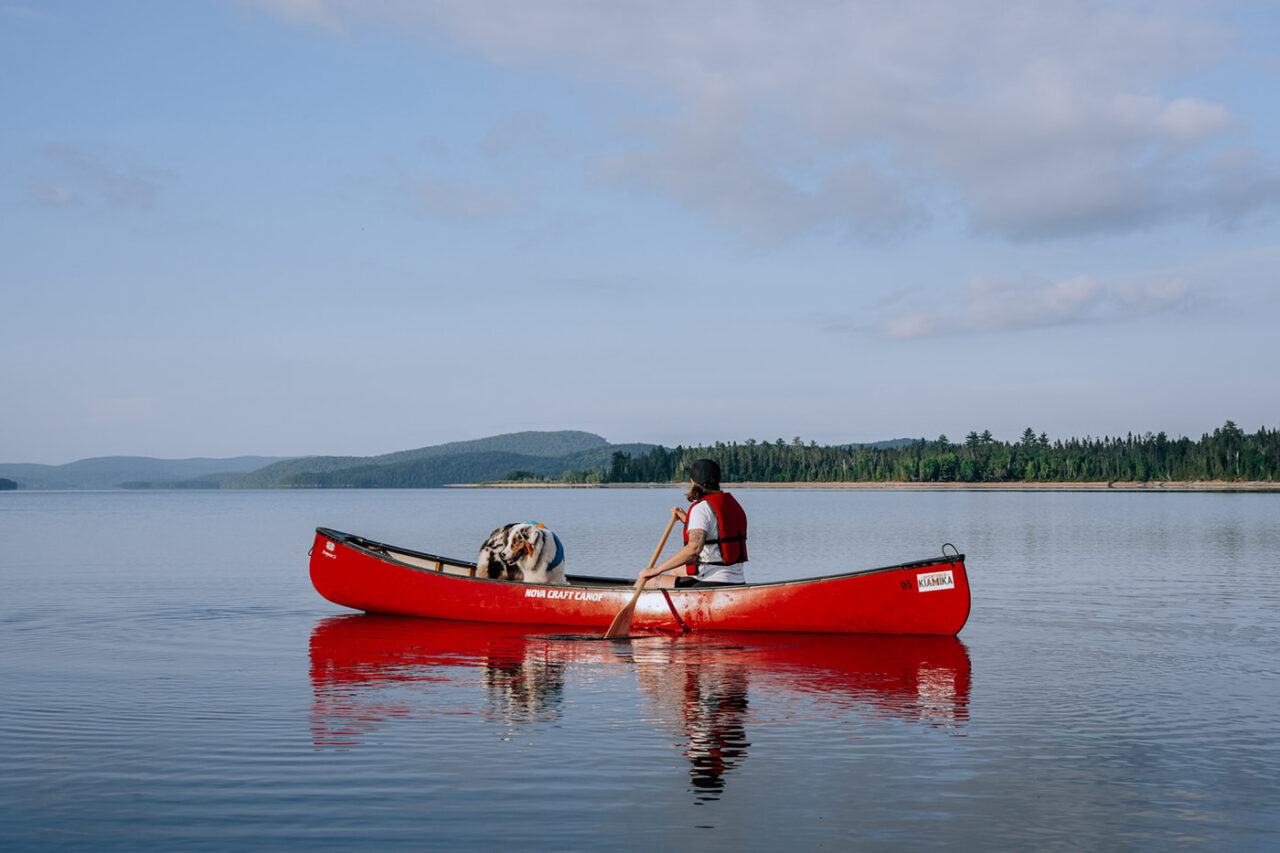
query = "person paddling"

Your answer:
(636, 459), (748, 588)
